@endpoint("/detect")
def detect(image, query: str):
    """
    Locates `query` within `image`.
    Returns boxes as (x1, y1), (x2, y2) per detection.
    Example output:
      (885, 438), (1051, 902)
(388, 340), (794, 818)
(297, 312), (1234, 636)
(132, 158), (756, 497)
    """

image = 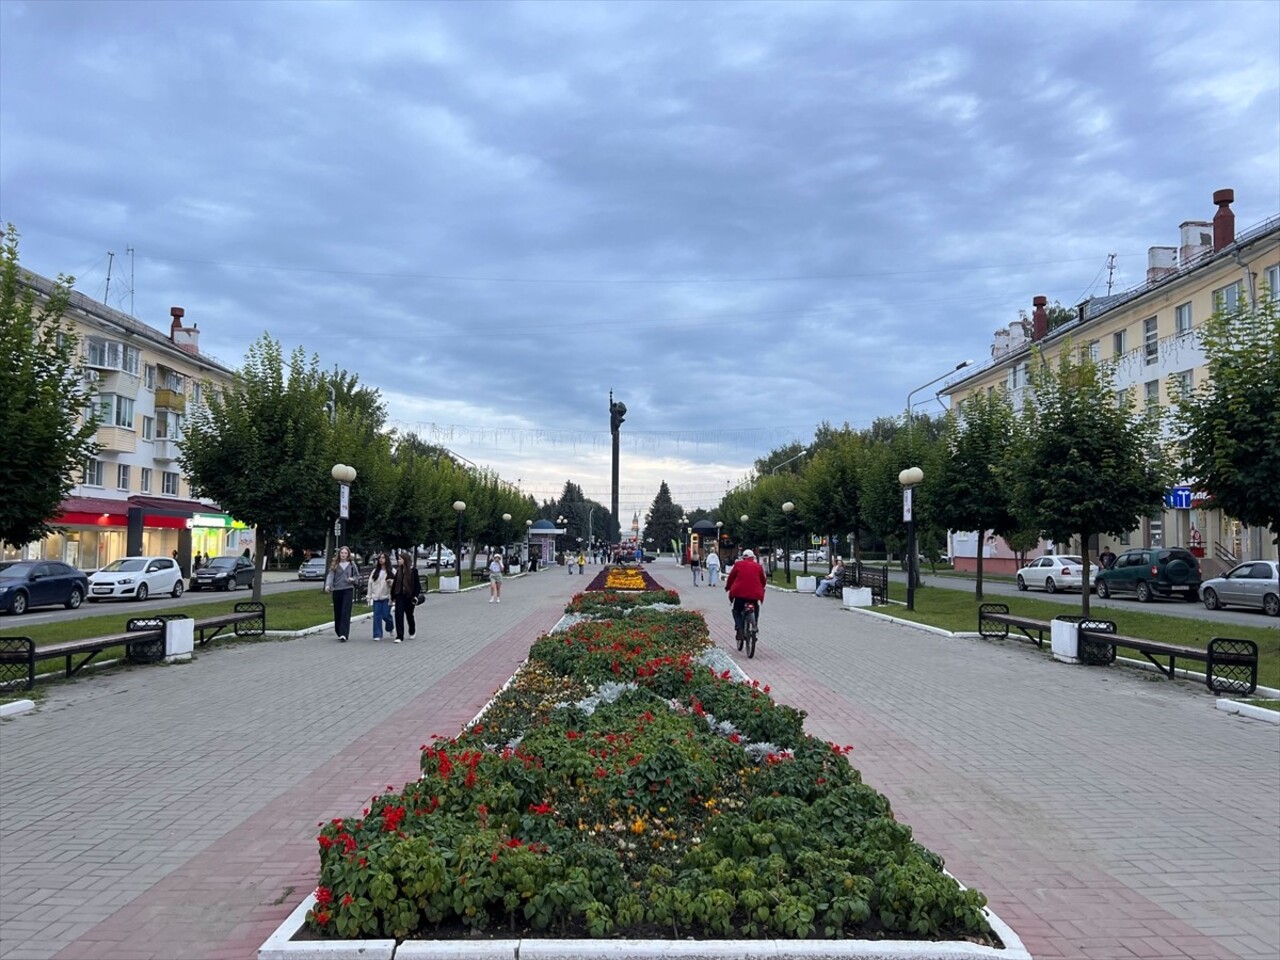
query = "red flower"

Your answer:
(315, 886), (333, 906)
(528, 802), (554, 815)
(341, 894), (354, 907)
(314, 910), (331, 925)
